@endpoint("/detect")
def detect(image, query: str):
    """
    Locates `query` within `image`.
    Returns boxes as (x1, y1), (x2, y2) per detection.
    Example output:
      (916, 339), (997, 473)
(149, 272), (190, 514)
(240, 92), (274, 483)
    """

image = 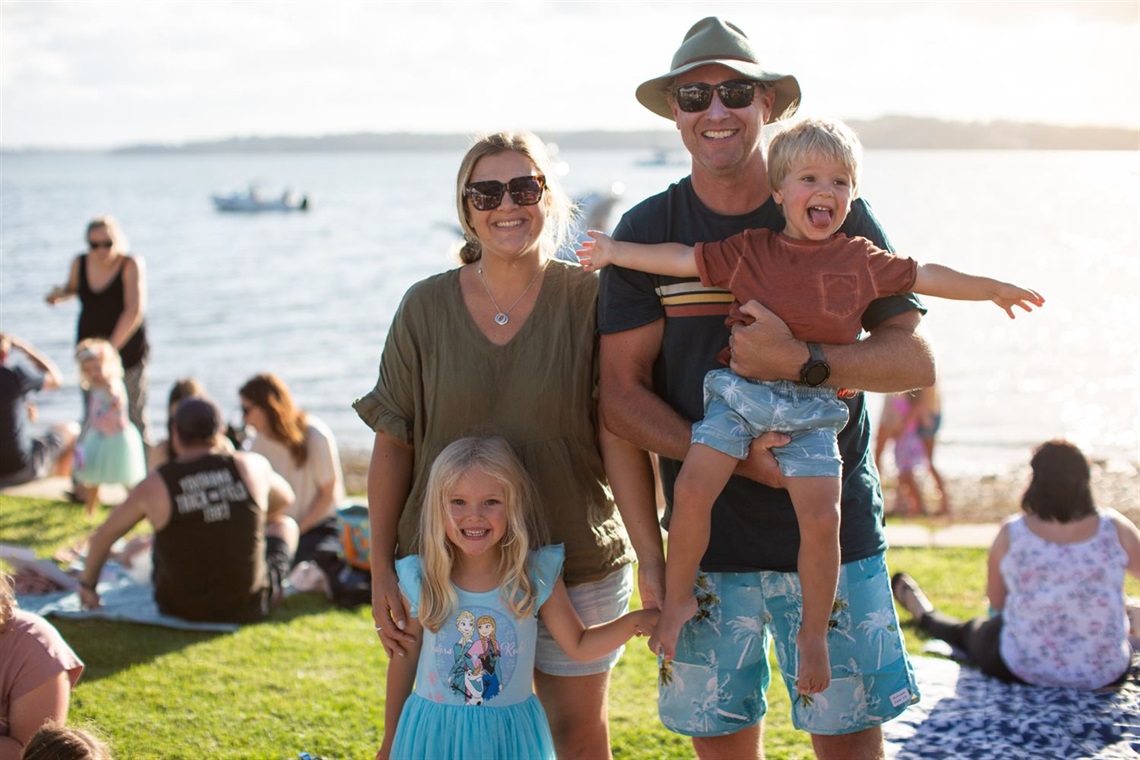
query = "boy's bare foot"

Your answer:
(796, 633), (830, 694)
(891, 572), (934, 622)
